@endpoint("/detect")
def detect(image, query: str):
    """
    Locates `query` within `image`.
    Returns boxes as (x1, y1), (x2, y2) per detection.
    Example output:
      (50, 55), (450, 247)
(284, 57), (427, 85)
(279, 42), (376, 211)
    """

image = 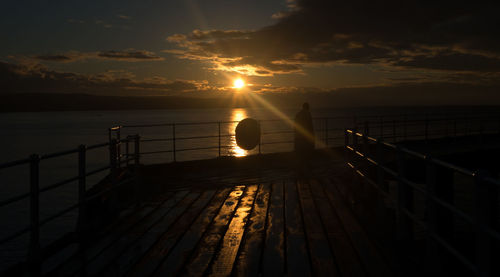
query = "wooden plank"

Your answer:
(261, 182), (285, 276)
(51, 191), (178, 276)
(284, 180), (312, 277)
(310, 180), (366, 277)
(297, 181), (339, 276)
(152, 187), (233, 276)
(207, 184), (259, 276)
(84, 190), (193, 276)
(174, 185), (246, 276)
(125, 189), (218, 277)
(324, 178), (394, 277)
(234, 184), (270, 276)
(100, 190), (213, 276)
